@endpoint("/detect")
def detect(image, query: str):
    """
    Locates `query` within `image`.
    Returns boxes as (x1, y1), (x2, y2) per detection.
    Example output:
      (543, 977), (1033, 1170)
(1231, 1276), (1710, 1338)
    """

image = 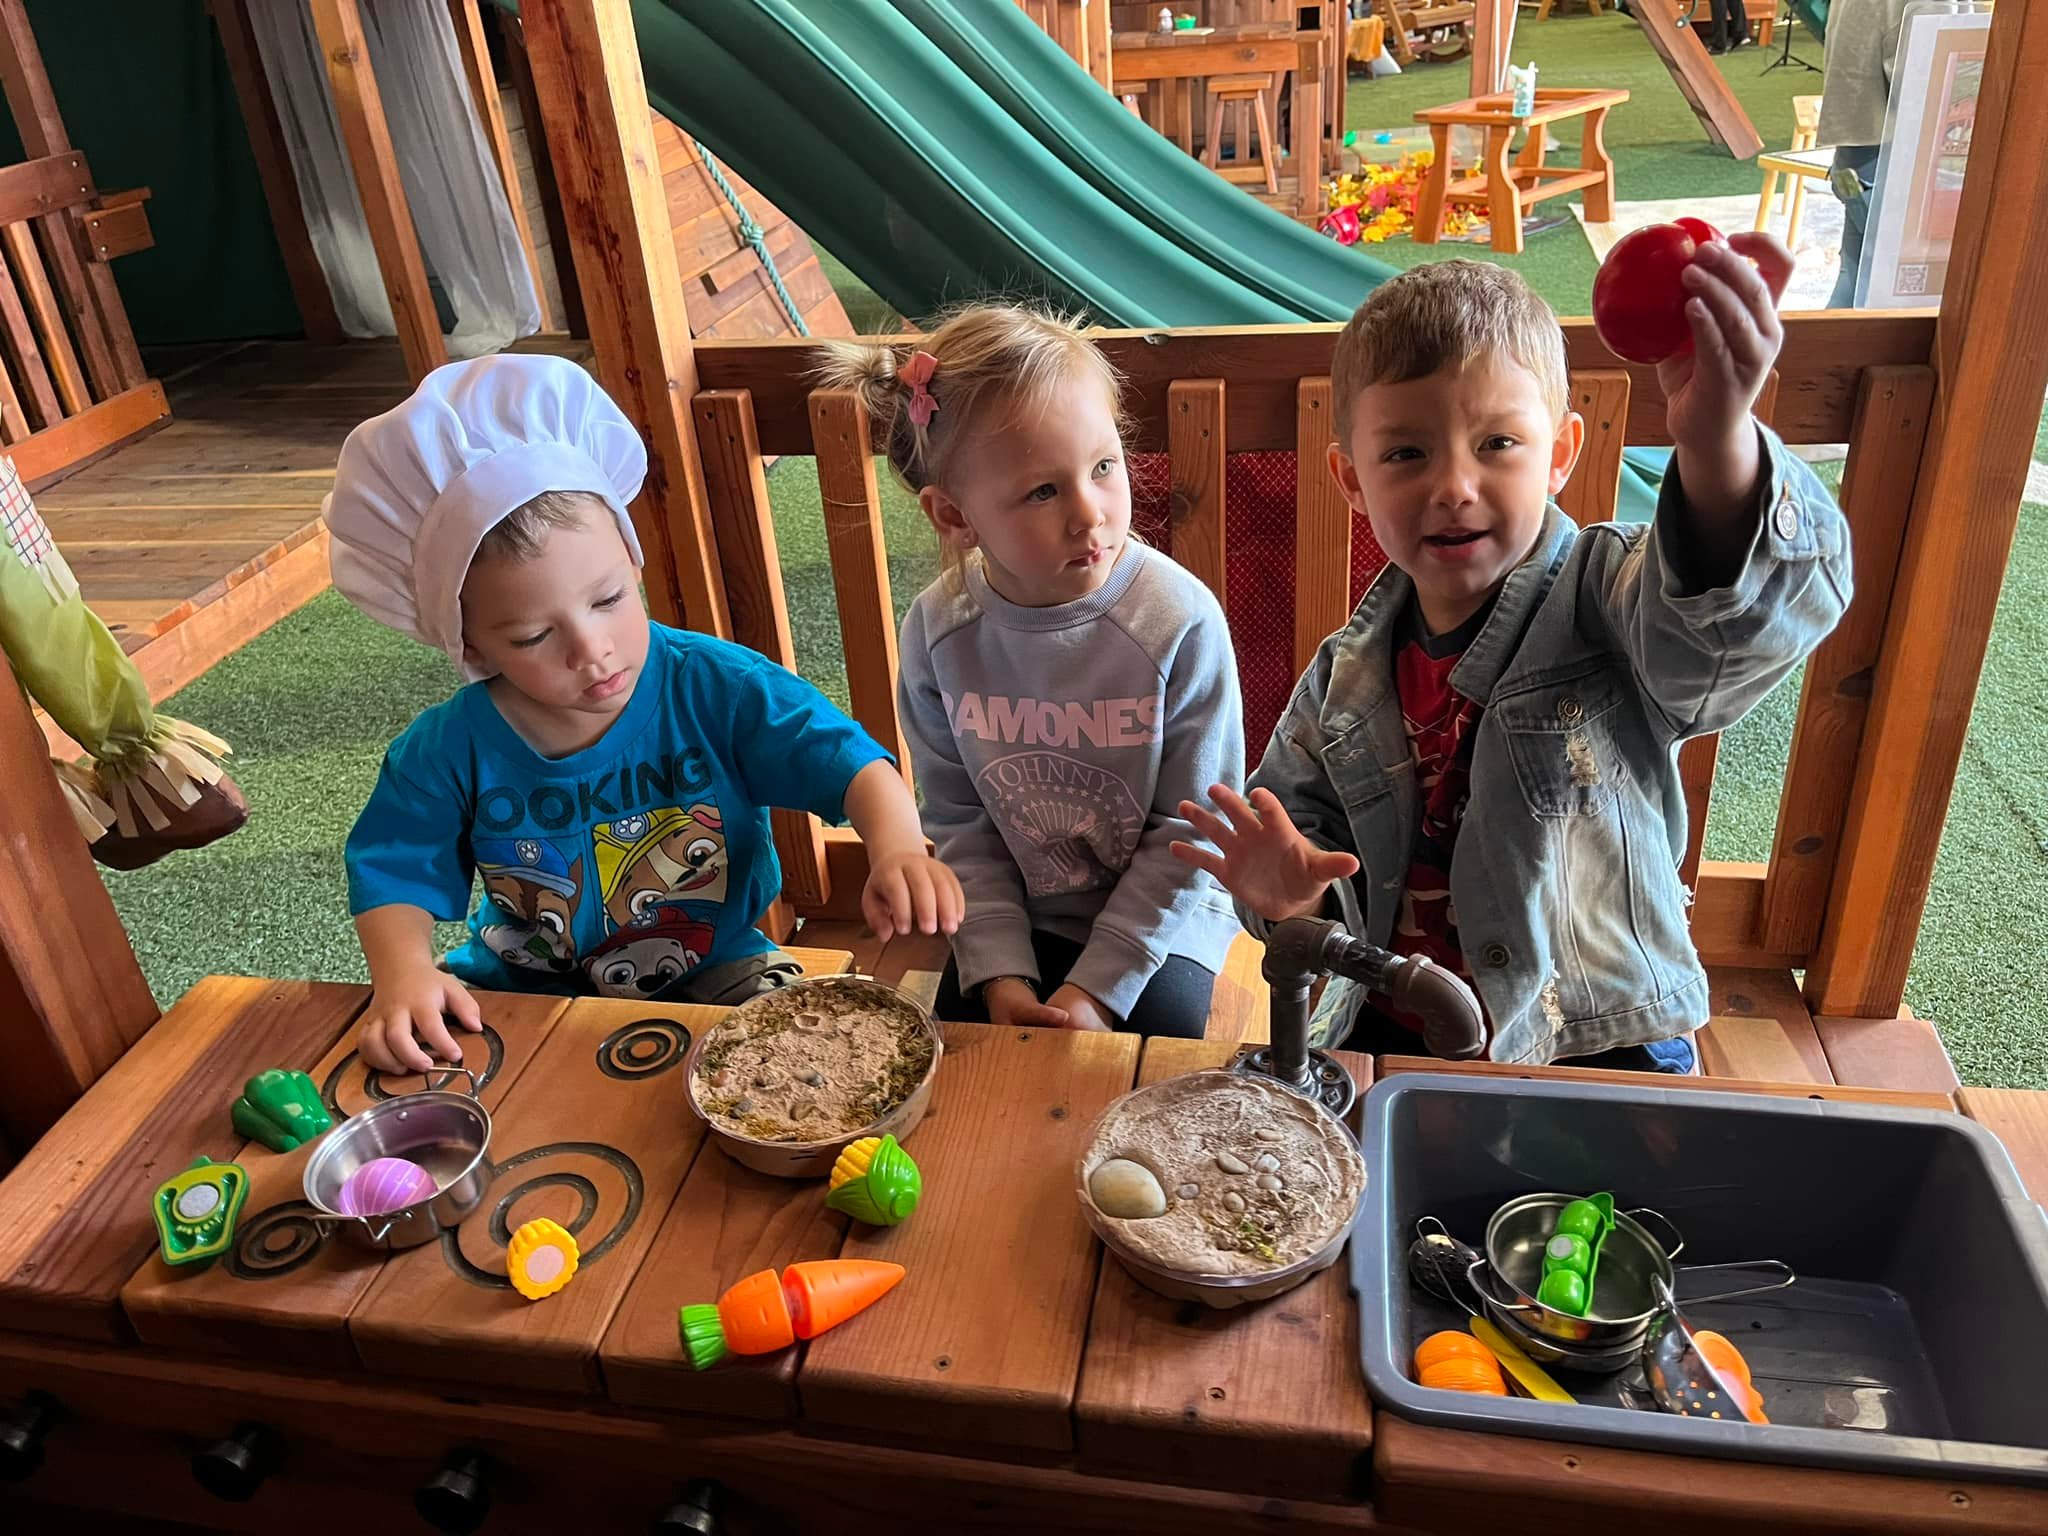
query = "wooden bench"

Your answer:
(1375, 0), (1477, 66)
